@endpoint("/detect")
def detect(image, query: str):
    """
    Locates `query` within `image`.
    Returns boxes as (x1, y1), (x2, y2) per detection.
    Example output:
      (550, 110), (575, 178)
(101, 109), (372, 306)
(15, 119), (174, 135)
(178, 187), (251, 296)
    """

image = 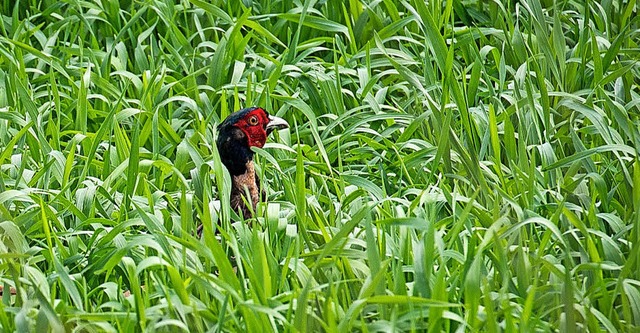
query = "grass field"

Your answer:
(1, 0), (639, 331)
